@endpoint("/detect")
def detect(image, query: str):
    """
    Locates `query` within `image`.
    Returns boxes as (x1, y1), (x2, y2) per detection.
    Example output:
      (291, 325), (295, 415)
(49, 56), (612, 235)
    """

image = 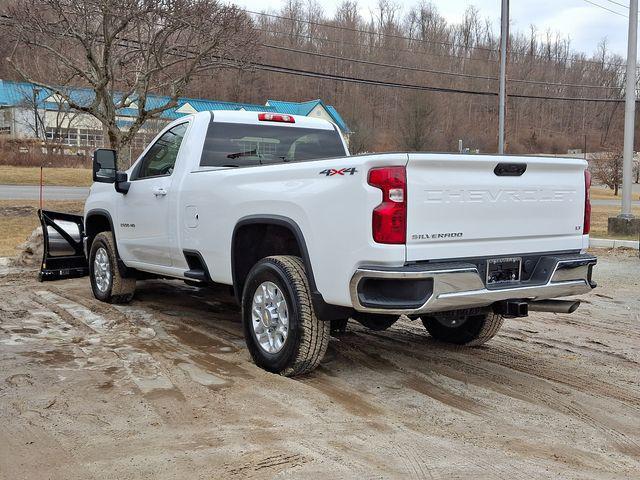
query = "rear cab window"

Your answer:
(200, 121), (347, 168)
